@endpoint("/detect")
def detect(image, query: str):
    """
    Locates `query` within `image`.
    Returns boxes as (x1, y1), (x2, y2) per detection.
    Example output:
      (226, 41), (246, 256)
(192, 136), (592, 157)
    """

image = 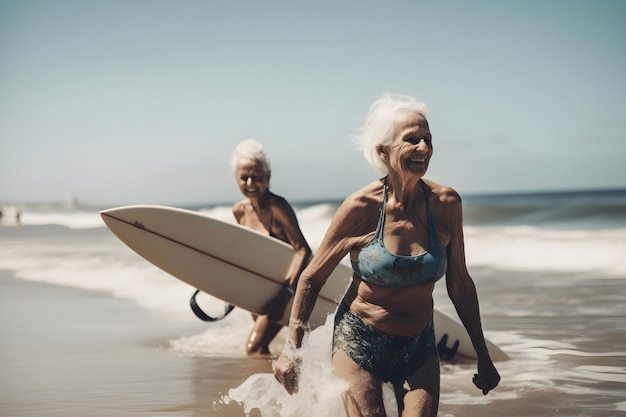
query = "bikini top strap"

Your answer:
(377, 178), (436, 241)
(420, 181), (437, 240)
(267, 208), (277, 239)
(374, 177), (388, 239)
